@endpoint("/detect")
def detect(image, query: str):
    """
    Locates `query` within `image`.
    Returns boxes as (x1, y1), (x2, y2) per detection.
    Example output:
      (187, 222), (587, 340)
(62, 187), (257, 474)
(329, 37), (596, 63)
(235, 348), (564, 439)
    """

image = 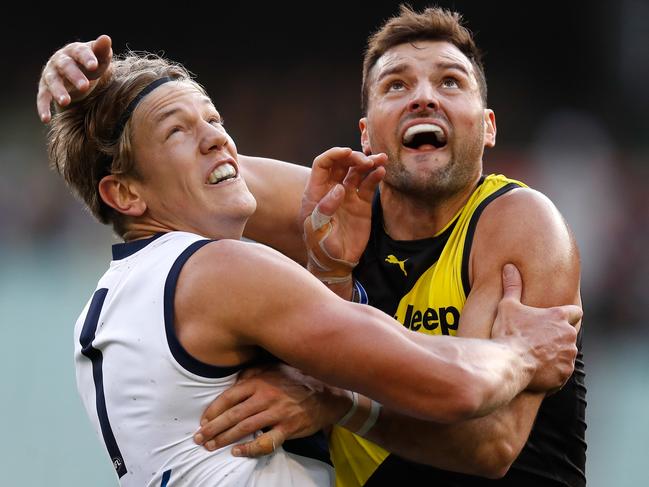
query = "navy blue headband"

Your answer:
(112, 76), (174, 141)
